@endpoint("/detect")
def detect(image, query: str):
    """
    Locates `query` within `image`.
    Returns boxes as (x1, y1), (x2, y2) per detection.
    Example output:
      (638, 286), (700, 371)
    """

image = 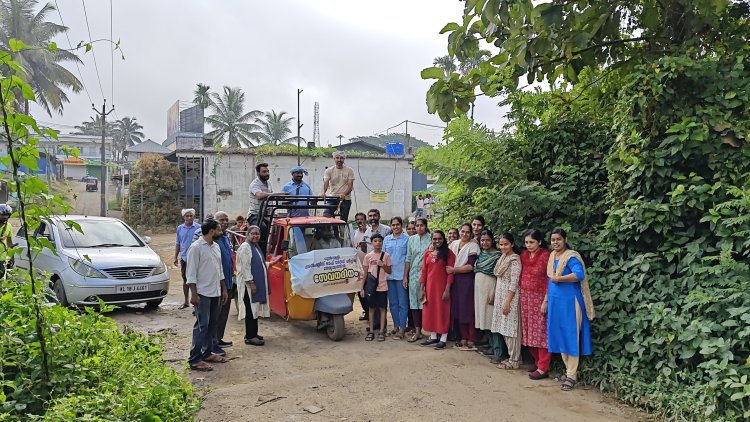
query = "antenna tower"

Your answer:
(313, 102), (320, 146)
